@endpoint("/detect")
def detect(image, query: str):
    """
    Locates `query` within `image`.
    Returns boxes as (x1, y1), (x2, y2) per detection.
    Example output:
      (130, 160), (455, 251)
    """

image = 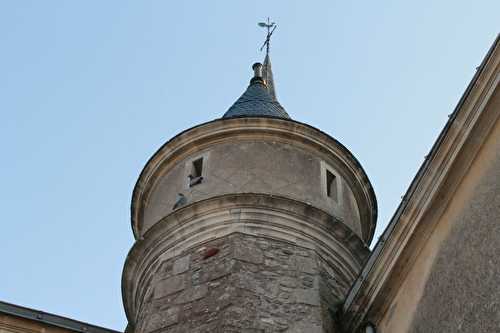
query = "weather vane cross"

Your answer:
(258, 17), (277, 55)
